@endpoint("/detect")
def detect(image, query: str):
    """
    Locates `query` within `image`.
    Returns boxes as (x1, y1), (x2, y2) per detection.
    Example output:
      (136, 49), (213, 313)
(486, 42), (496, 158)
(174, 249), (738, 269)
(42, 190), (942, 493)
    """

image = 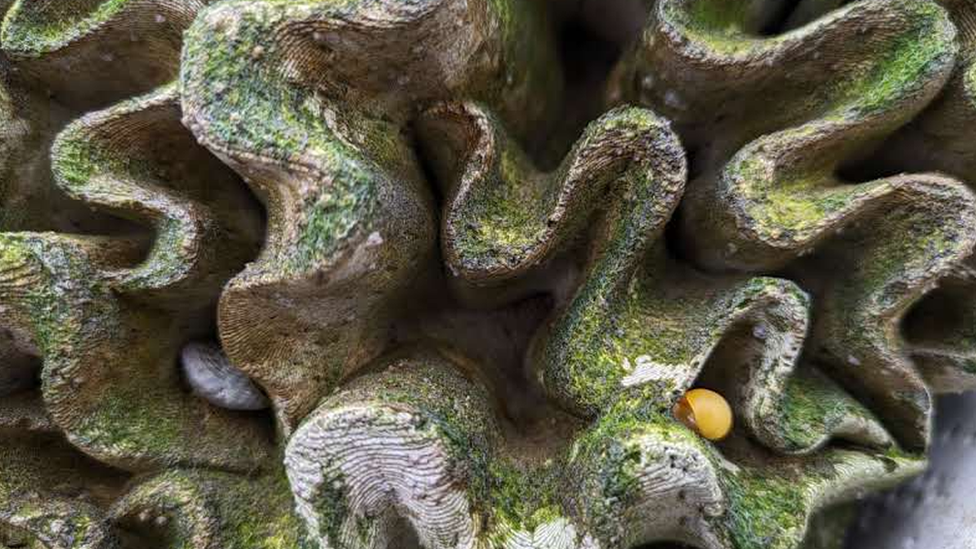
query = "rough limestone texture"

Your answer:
(0, 0), (973, 548)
